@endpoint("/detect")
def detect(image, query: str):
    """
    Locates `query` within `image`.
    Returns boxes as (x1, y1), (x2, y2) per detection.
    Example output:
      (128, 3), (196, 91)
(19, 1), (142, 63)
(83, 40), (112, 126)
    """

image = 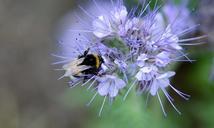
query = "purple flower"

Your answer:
(53, 0), (204, 116)
(157, 25), (182, 50)
(150, 72), (176, 96)
(162, 2), (195, 34)
(92, 4), (128, 38)
(95, 75), (126, 116)
(136, 53), (148, 67)
(135, 65), (158, 81)
(97, 75), (126, 98)
(149, 71), (190, 116)
(155, 52), (171, 67)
